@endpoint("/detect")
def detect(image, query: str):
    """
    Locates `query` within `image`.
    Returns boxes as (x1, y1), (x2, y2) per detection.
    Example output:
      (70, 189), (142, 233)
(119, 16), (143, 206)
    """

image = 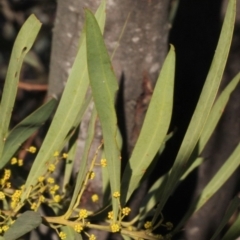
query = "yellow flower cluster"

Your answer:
(113, 191), (120, 198)
(89, 234), (96, 240)
(79, 209), (88, 219)
(48, 164), (56, 172)
(10, 189), (22, 209)
(111, 223), (120, 232)
(0, 191), (5, 200)
(122, 207), (131, 216)
(89, 171), (95, 180)
(59, 231), (66, 239)
(74, 224), (83, 233)
(144, 221), (152, 229)
(11, 158), (23, 166)
(91, 194), (99, 202)
(28, 146), (37, 153)
(108, 211), (114, 220)
(100, 158), (107, 167)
